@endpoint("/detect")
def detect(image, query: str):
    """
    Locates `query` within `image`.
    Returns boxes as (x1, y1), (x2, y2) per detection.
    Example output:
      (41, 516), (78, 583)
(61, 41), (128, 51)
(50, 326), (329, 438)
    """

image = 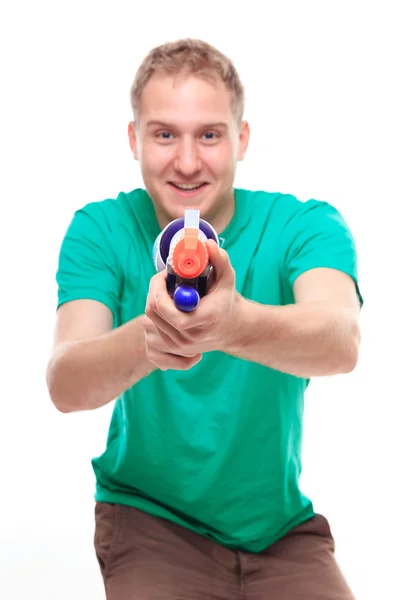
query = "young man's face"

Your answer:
(128, 73), (250, 231)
